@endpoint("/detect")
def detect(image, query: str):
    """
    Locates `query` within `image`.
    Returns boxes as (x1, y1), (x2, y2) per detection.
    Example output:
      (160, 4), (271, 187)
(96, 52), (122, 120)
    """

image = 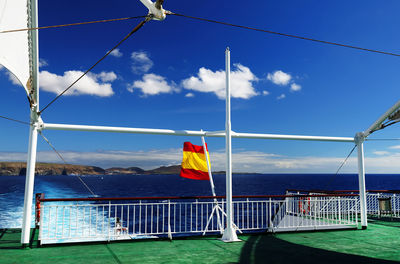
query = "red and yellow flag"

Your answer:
(180, 142), (210, 180)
